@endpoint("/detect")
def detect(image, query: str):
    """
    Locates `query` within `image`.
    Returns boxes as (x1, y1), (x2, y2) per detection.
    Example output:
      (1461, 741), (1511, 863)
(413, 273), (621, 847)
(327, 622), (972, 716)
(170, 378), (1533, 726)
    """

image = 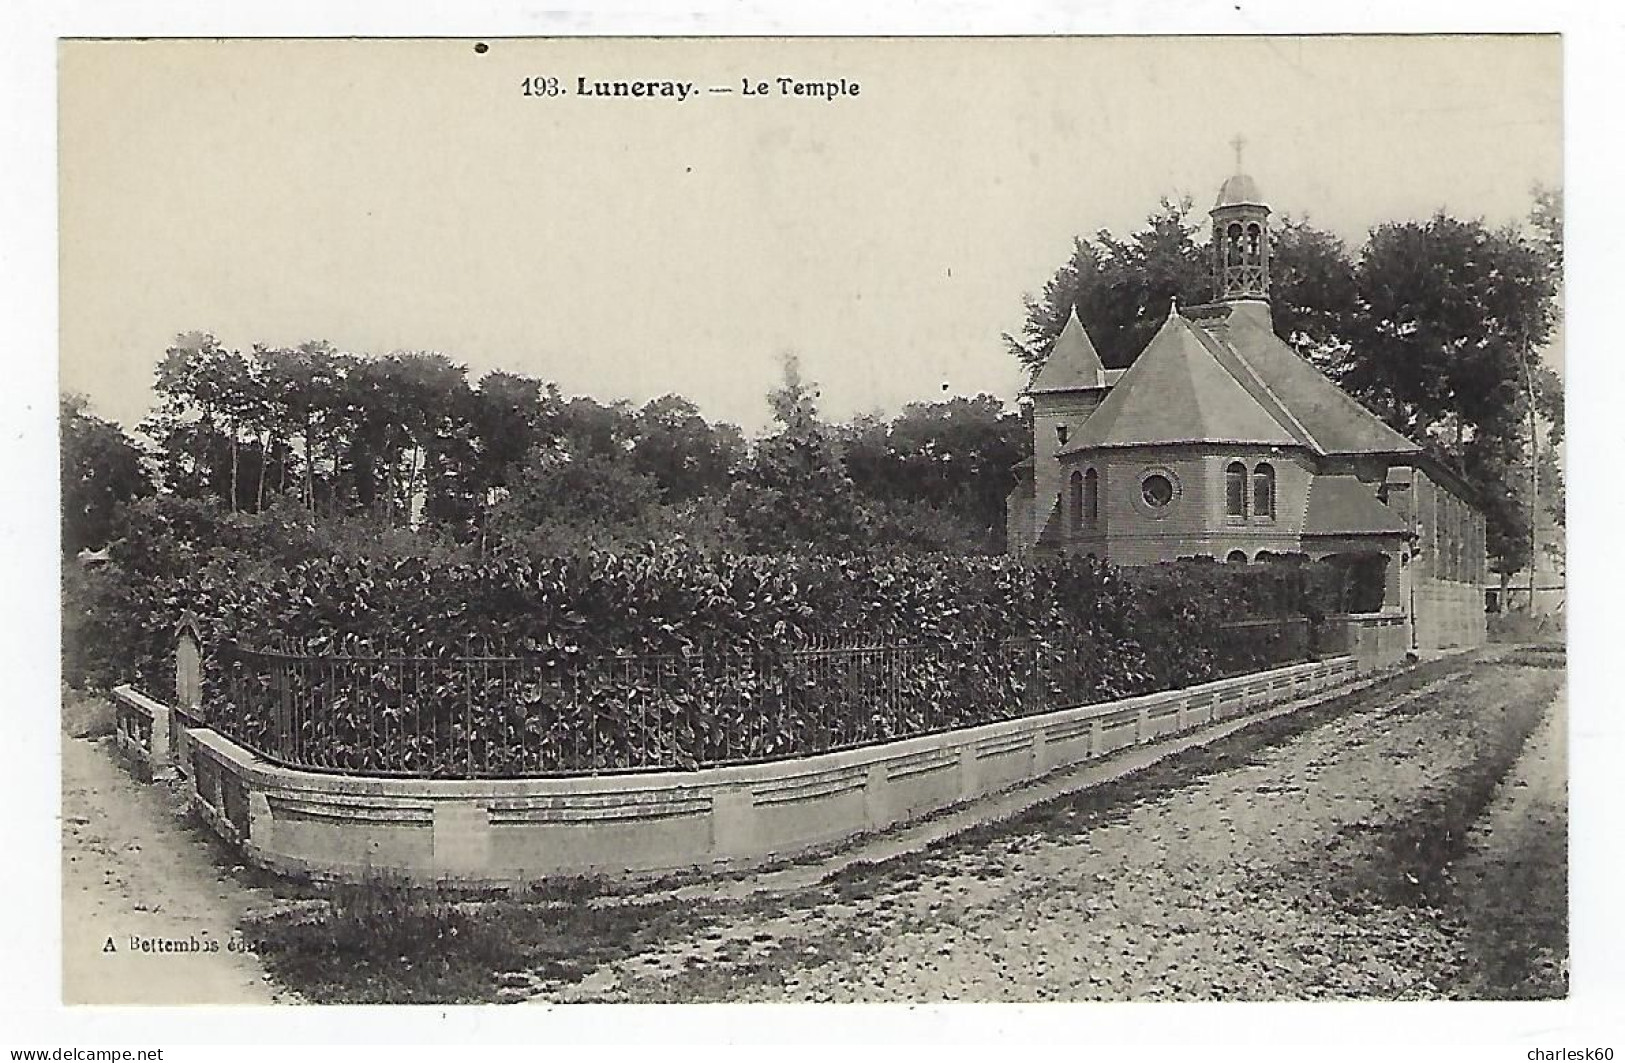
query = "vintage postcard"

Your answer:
(52, 31), (1576, 1033)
